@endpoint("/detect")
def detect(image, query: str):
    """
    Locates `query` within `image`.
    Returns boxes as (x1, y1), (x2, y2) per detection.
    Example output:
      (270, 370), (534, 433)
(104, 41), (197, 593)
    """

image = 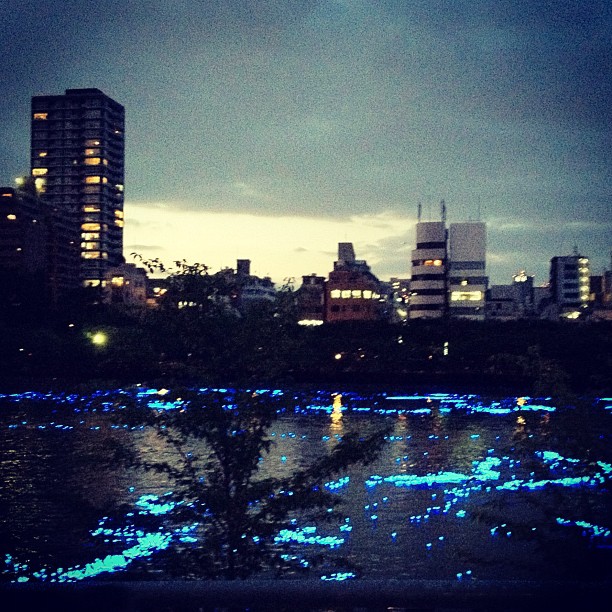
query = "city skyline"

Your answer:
(1, 1), (610, 284)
